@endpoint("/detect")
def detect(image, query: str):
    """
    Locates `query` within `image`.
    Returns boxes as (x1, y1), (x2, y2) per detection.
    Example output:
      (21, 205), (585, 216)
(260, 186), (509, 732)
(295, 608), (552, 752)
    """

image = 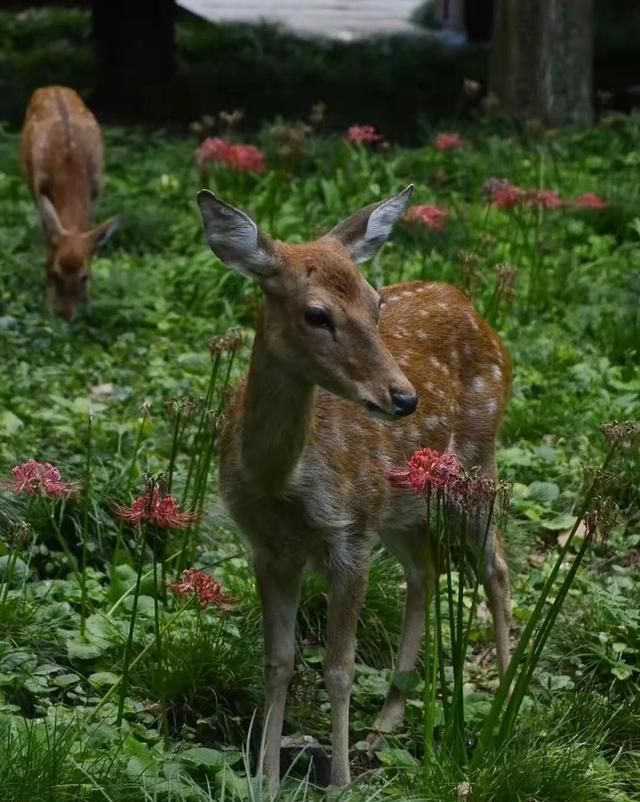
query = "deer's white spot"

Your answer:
(471, 376), (487, 393)
(466, 312), (480, 331)
(424, 415), (446, 430)
(490, 364), (502, 380)
(429, 356), (450, 375)
(425, 381), (446, 396)
(401, 290), (413, 298)
(396, 327), (409, 338)
(485, 399), (497, 415)
(387, 293), (401, 303)
(417, 331), (428, 341)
